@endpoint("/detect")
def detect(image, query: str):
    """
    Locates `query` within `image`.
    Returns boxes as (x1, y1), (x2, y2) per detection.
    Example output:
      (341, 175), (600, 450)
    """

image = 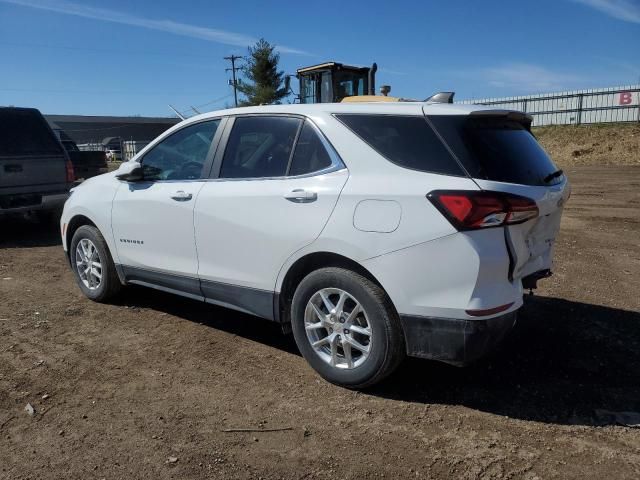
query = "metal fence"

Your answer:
(123, 140), (150, 161)
(77, 139), (150, 162)
(457, 85), (640, 127)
